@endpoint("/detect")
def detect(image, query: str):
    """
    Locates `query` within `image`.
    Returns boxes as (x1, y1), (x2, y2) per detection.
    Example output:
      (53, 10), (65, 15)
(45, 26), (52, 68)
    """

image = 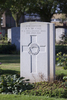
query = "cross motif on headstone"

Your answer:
(22, 35), (45, 73)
